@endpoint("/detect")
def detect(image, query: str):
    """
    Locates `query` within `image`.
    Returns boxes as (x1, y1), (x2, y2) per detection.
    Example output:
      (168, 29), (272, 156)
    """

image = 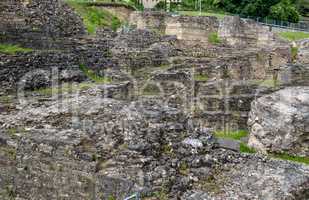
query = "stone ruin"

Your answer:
(0, 1), (308, 200)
